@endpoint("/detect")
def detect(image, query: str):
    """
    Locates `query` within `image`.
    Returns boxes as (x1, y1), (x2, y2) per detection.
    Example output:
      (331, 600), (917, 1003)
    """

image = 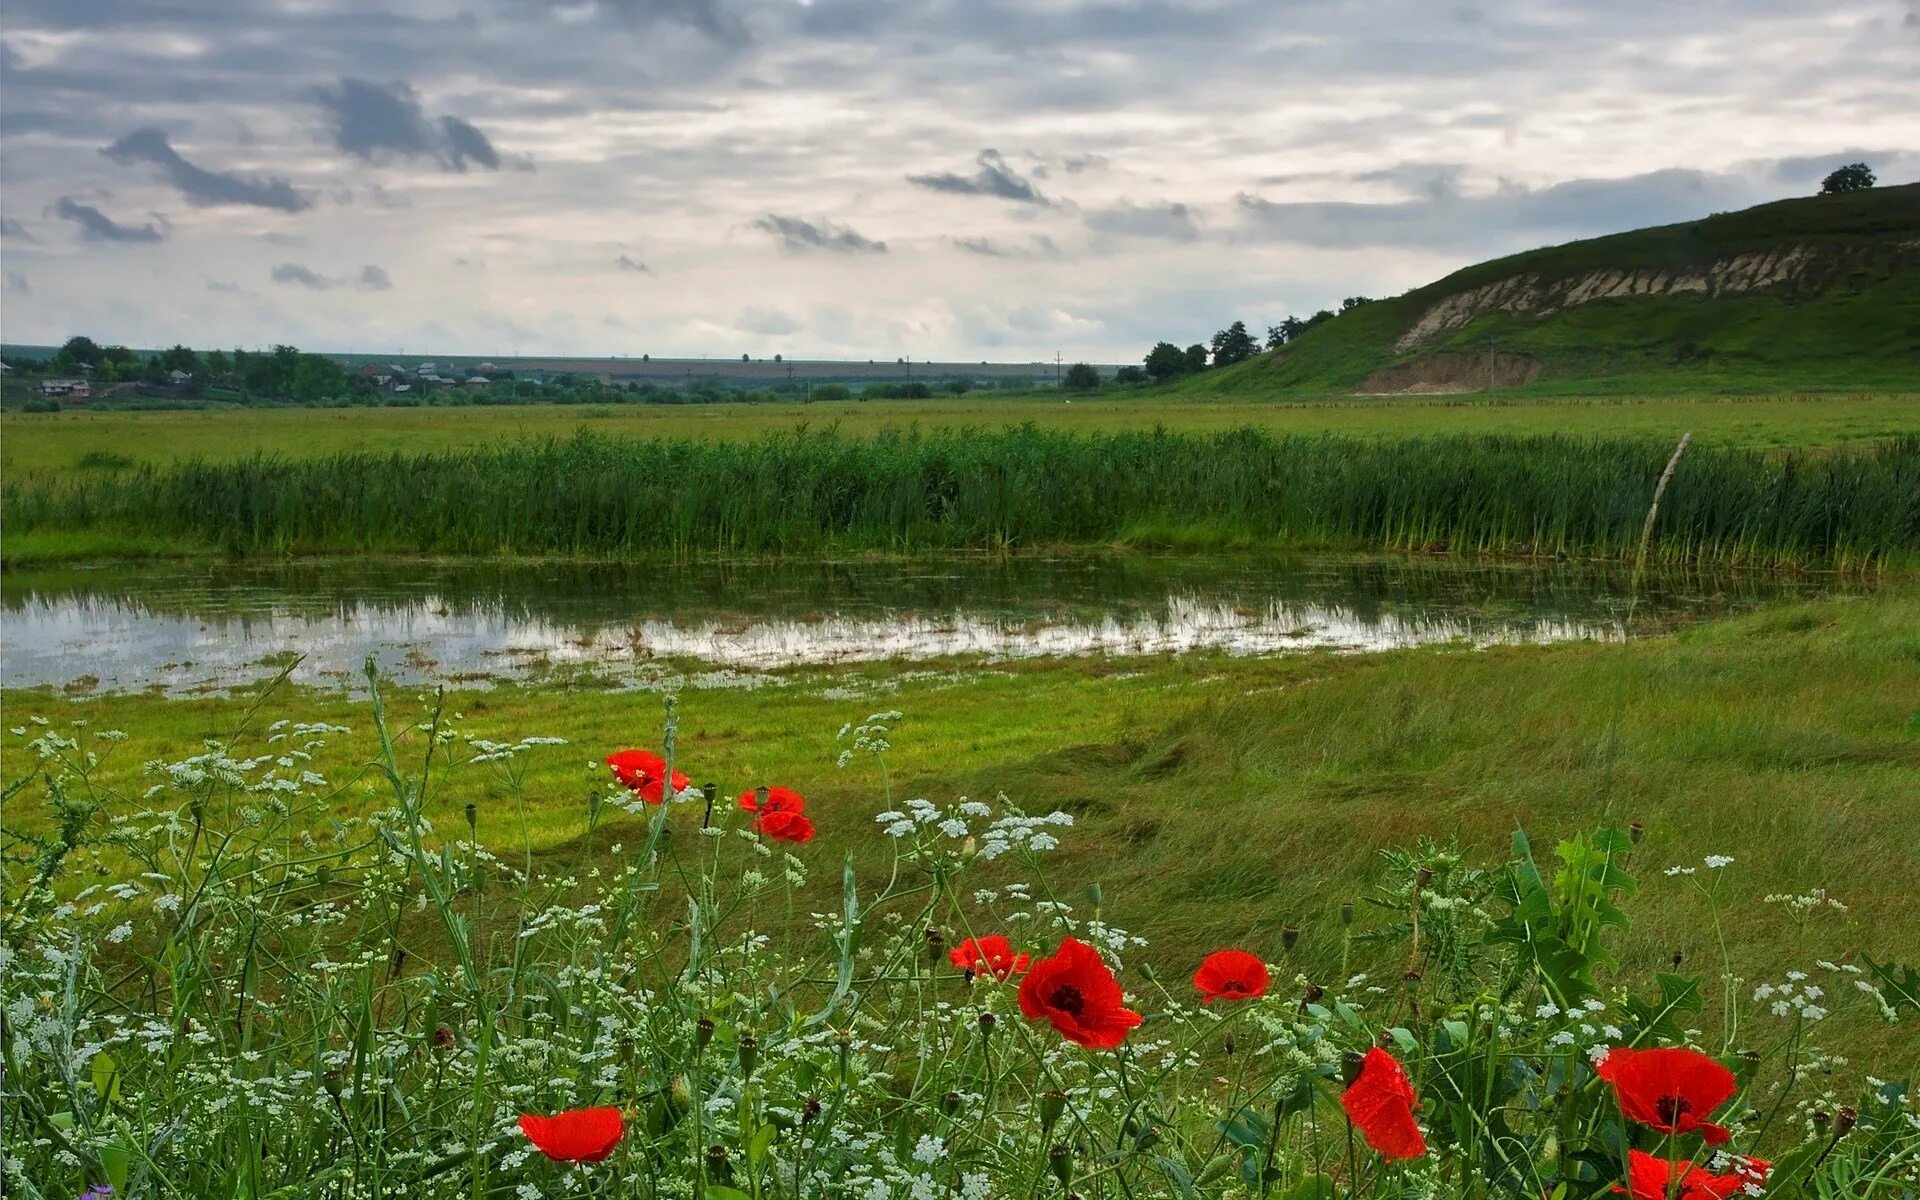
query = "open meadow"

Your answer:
(4, 391), (1920, 479)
